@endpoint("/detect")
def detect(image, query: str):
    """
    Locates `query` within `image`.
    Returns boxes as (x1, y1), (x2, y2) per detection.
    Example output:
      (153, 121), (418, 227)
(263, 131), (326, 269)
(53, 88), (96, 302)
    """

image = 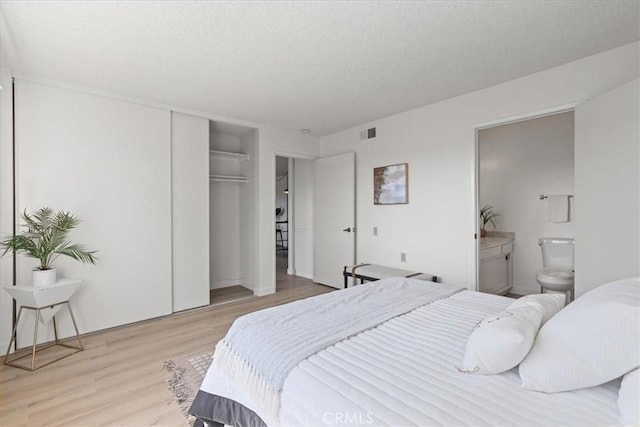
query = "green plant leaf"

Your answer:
(0, 207), (98, 270)
(479, 205), (501, 229)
